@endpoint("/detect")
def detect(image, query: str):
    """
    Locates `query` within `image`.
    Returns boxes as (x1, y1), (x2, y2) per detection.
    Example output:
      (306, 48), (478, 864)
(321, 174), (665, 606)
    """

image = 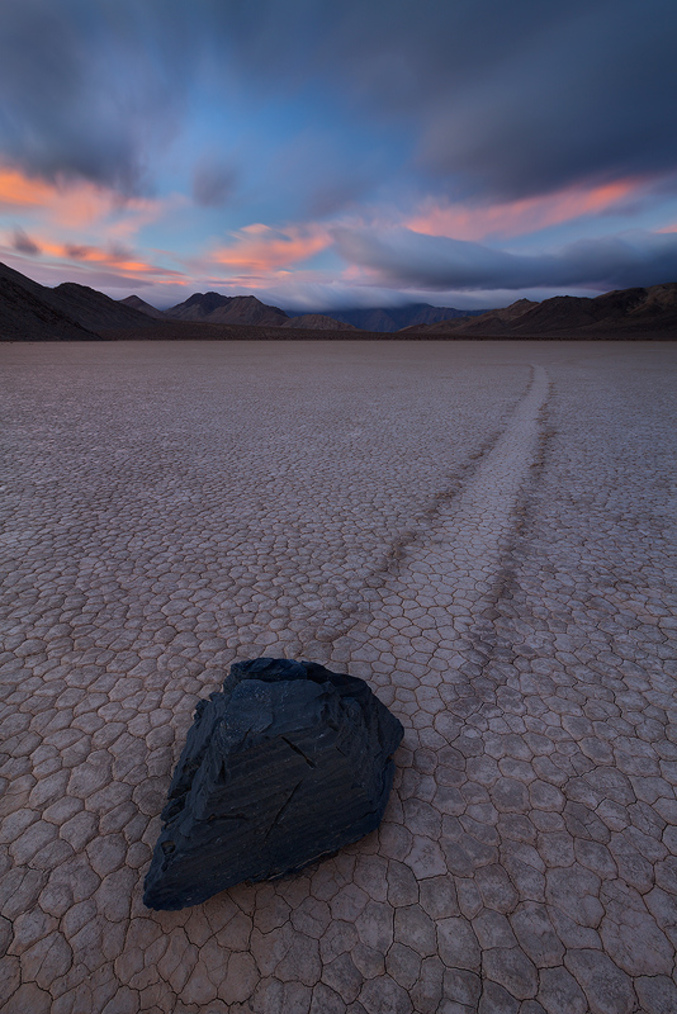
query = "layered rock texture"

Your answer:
(144, 658), (404, 910)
